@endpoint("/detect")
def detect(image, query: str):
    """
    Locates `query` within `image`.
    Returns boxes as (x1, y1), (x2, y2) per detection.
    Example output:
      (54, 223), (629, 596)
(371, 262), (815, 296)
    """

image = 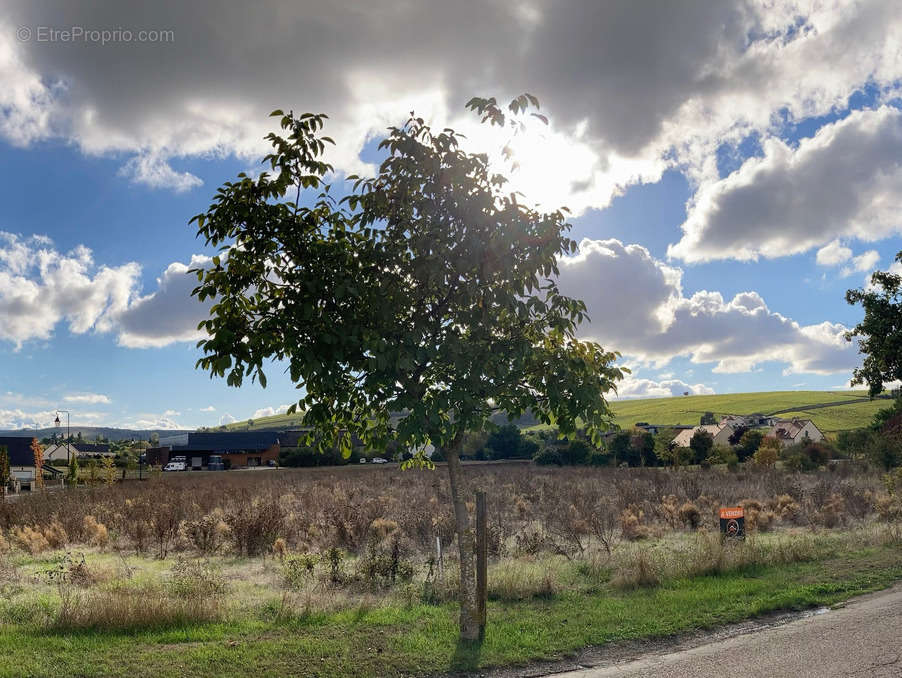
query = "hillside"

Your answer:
(609, 390), (891, 433)
(220, 390), (894, 436)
